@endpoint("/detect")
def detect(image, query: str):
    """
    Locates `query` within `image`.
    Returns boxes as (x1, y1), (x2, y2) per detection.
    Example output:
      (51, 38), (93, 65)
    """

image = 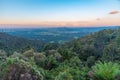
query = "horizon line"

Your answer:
(0, 24), (120, 29)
